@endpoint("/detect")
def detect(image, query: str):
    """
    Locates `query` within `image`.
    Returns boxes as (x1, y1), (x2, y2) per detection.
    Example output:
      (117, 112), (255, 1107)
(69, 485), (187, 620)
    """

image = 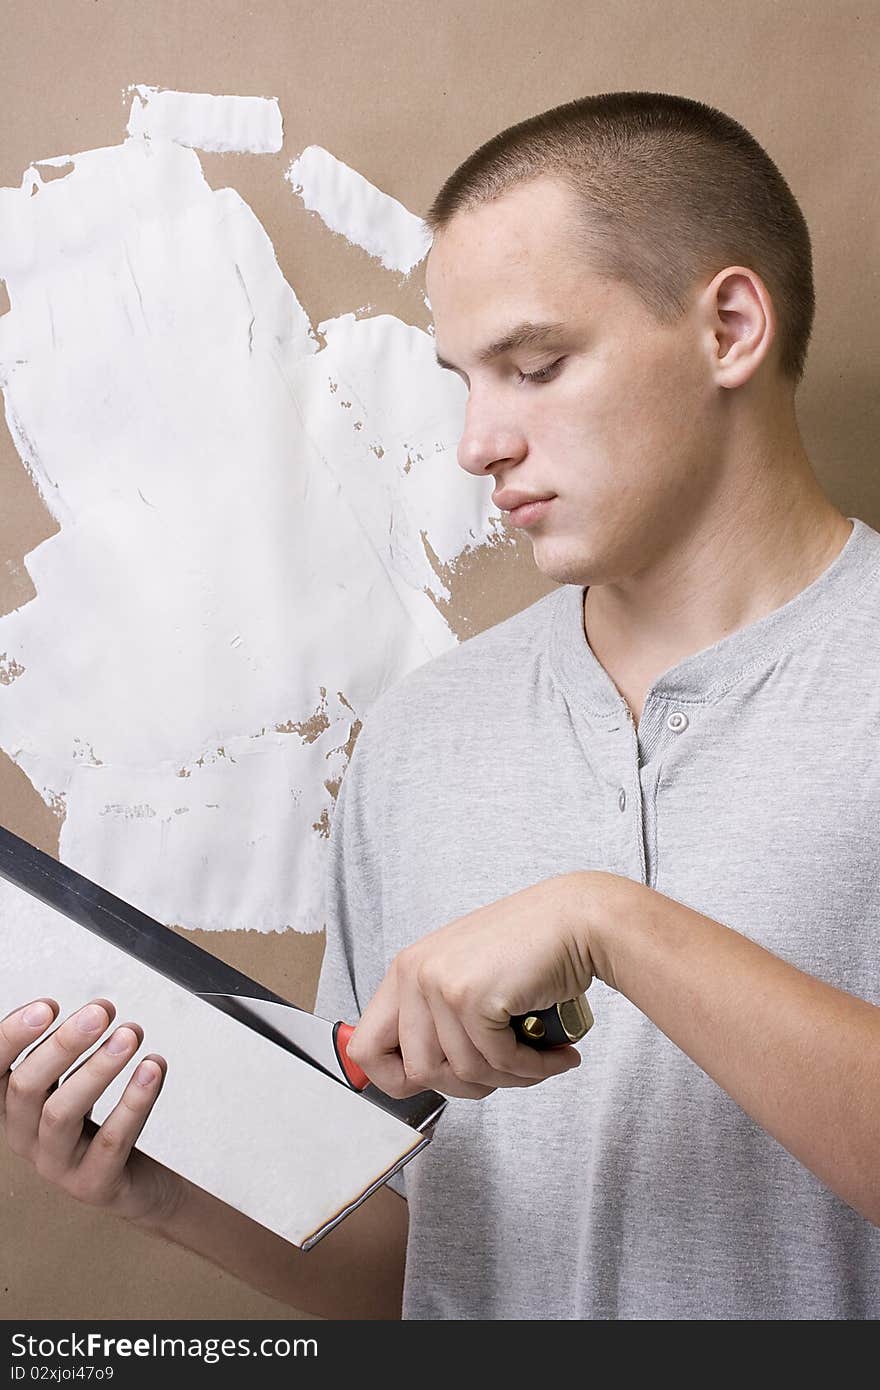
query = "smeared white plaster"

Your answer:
(0, 112), (505, 933)
(126, 84), (283, 154)
(286, 145), (432, 274)
(1, 878), (423, 1247)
